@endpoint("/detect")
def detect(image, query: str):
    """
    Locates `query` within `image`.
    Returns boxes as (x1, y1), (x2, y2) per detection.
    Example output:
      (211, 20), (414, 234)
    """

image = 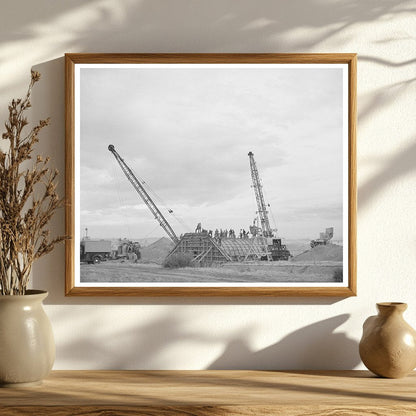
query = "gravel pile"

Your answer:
(292, 243), (343, 262)
(140, 237), (174, 264)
